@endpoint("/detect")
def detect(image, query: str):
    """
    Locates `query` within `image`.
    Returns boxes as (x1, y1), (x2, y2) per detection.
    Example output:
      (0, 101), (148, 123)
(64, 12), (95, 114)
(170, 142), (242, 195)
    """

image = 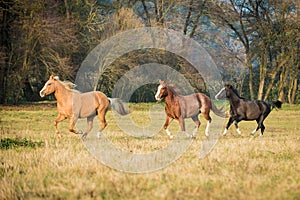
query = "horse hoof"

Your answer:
(97, 132), (102, 138)
(81, 132), (87, 139)
(169, 135), (174, 139)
